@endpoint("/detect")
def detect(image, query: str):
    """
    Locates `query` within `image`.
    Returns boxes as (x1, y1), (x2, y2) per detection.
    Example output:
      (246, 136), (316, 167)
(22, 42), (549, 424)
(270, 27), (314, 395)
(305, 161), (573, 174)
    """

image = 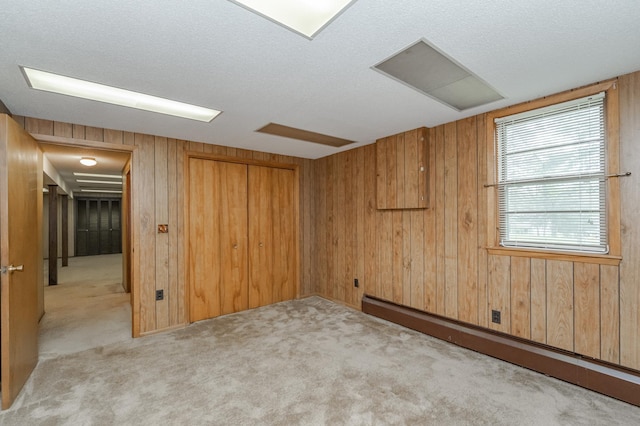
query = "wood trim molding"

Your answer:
(31, 133), (135, 152)
(185, 151), (298, 171)
(362, 295), (640, 407)
(486, 247), (622, 266)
